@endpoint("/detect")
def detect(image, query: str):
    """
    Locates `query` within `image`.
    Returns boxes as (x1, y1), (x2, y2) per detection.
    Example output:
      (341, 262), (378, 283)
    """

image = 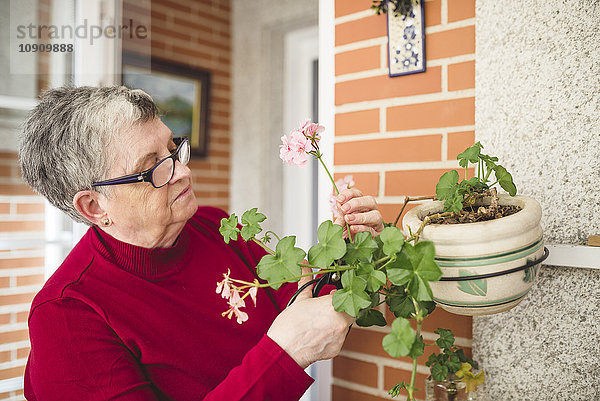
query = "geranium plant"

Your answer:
(217, 120), (486, 400)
